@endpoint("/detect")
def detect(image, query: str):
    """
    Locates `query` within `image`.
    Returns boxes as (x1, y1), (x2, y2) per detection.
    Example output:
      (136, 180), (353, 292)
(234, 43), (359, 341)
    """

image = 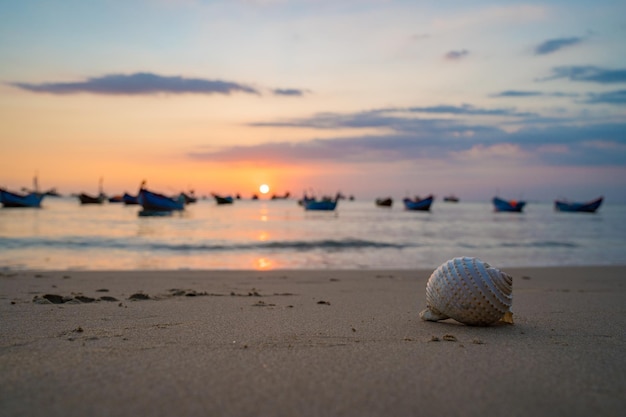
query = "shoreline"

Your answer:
(2, 266), (625, 417)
